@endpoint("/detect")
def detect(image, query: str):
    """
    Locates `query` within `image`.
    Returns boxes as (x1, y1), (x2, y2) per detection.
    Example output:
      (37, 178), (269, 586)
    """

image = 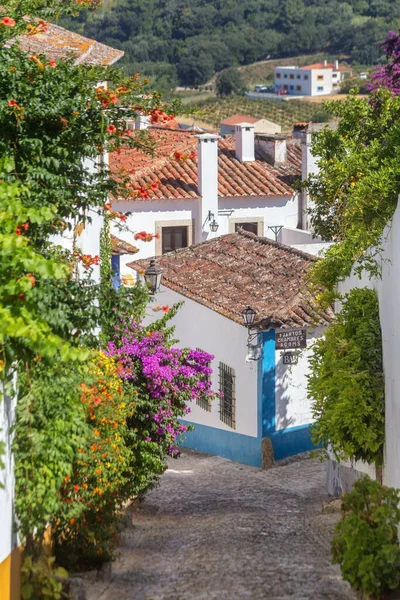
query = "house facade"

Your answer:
(275, 61), (352, 96)
(109, 123), (305, 278)
(129, 230), (332, 467)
